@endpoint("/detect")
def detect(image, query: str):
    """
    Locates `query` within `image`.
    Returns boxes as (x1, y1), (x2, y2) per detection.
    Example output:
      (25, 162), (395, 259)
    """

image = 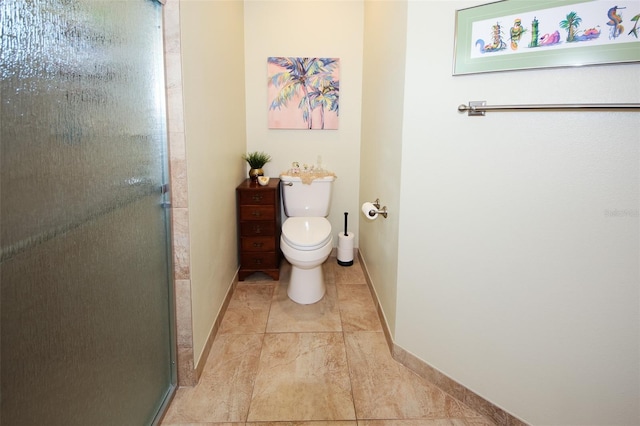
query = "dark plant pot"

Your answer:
(249, 168), (264, 181)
